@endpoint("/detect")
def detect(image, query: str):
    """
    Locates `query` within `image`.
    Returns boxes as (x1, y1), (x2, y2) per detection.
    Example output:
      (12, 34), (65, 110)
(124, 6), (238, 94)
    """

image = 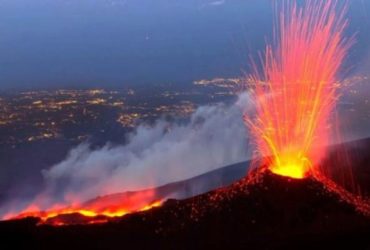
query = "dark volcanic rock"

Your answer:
(1, 171), (370, 250)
